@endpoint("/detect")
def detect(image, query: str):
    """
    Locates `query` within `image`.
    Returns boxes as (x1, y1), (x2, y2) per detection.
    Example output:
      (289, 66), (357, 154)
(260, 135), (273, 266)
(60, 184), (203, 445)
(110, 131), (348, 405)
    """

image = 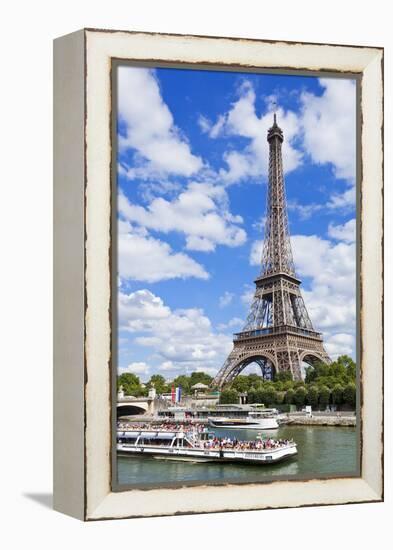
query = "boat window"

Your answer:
(118, 437), (137, 444)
